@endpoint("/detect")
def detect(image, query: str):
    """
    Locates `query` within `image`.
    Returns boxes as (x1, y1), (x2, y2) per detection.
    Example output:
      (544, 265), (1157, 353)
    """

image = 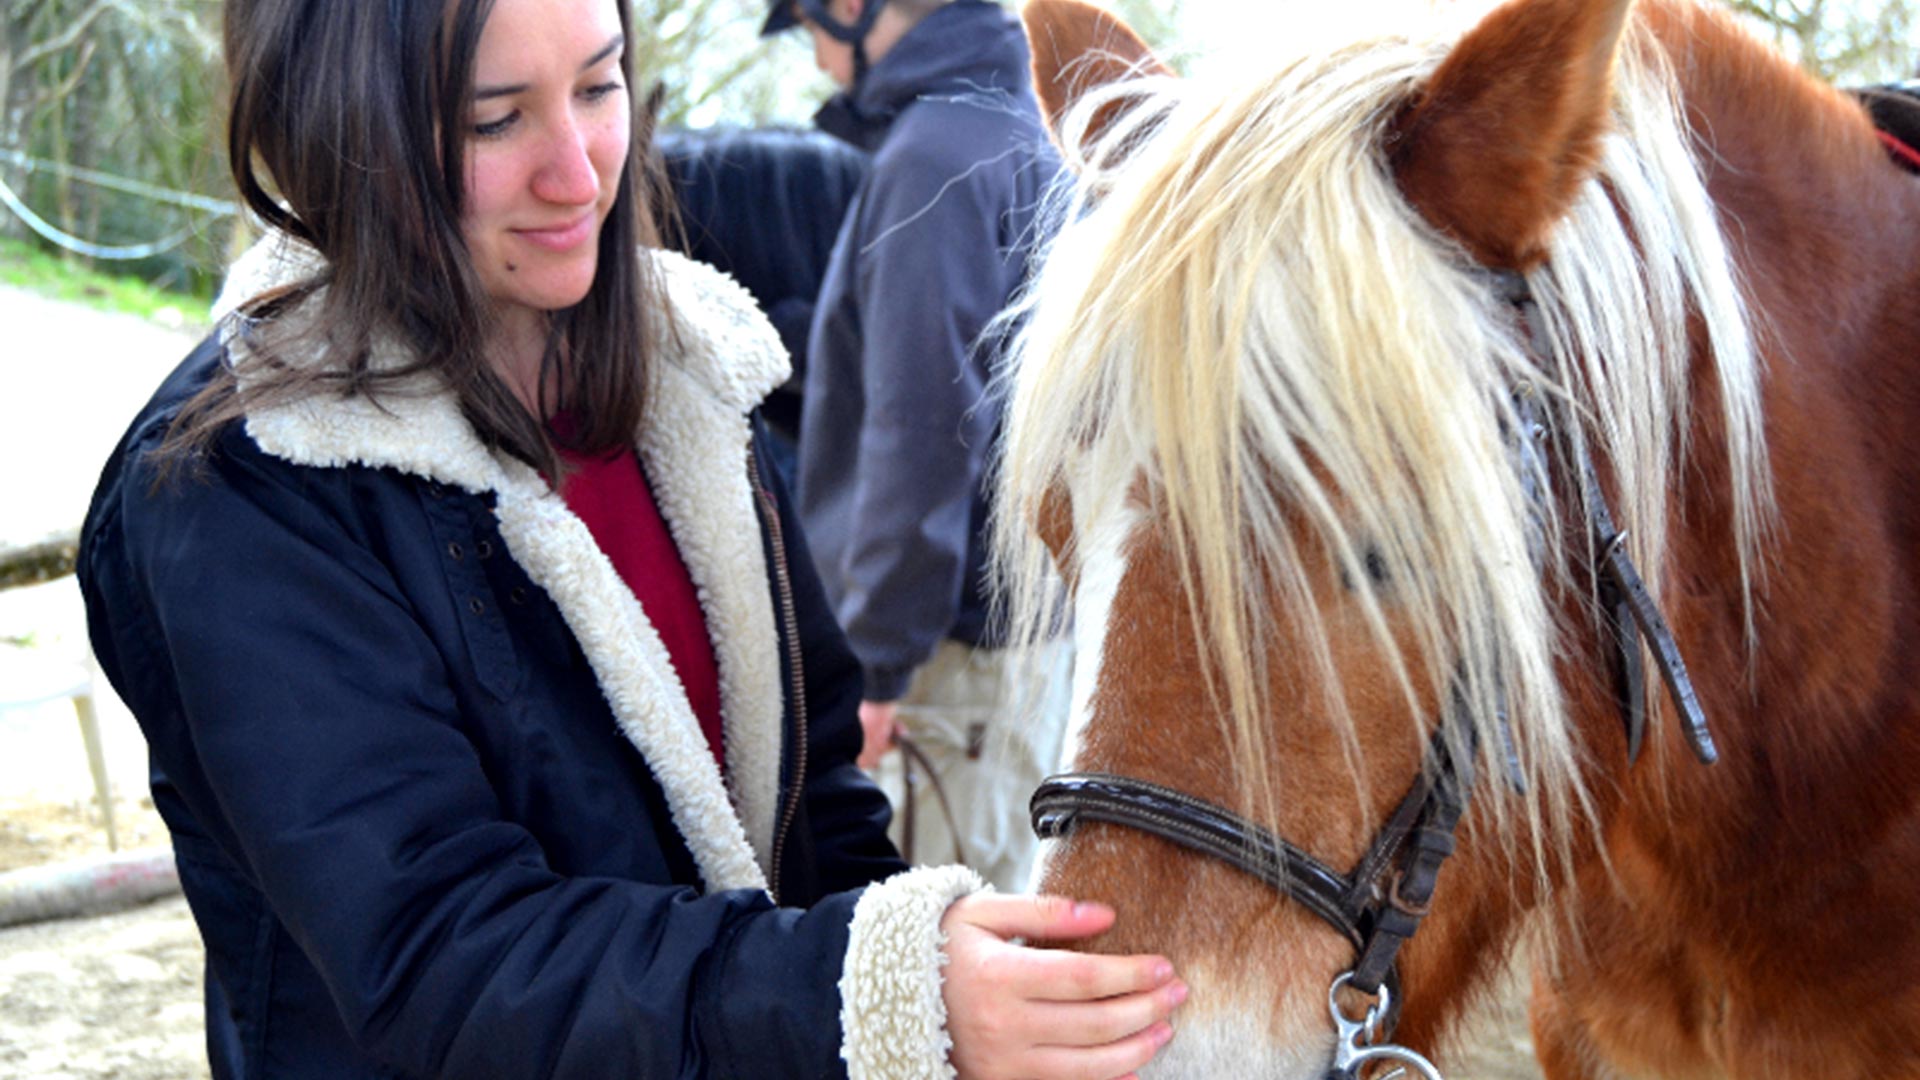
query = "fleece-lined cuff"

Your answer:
(839, 864), (989, 1080)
